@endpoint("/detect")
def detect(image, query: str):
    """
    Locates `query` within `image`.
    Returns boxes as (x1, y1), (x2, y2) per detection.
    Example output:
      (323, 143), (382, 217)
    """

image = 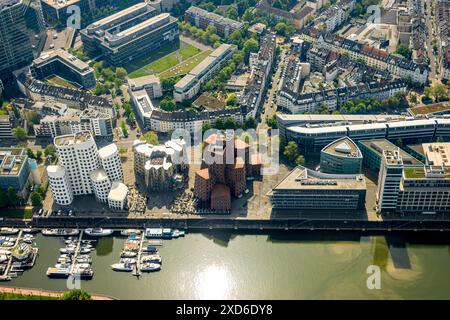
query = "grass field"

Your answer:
(159, 50), (212, 79)
(0, 208), (33, 219)
(46, 75), (80, 89)
(0, 293), (58, 300)
(129, 43), (204, 79)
